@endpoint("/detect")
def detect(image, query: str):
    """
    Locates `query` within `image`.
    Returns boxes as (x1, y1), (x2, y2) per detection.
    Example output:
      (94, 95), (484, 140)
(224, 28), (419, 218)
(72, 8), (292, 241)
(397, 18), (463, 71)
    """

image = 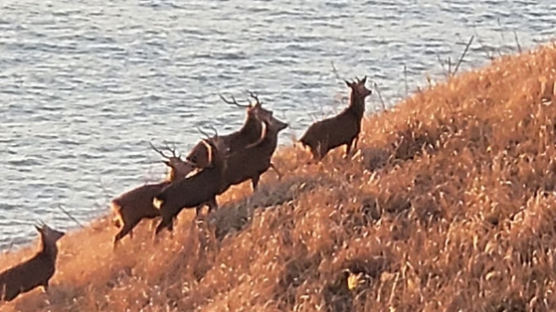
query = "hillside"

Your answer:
(1, 43), (556, 311)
